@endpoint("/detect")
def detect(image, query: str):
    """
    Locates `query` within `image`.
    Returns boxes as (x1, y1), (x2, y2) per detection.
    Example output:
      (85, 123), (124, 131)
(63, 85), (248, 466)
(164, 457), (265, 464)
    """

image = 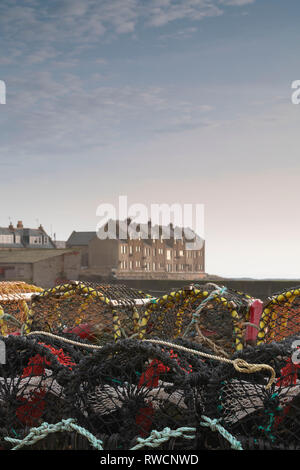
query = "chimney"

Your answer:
(8, 222), (14, 230)
(38, 224), (44, 231)
(16, 220), (23, 229)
